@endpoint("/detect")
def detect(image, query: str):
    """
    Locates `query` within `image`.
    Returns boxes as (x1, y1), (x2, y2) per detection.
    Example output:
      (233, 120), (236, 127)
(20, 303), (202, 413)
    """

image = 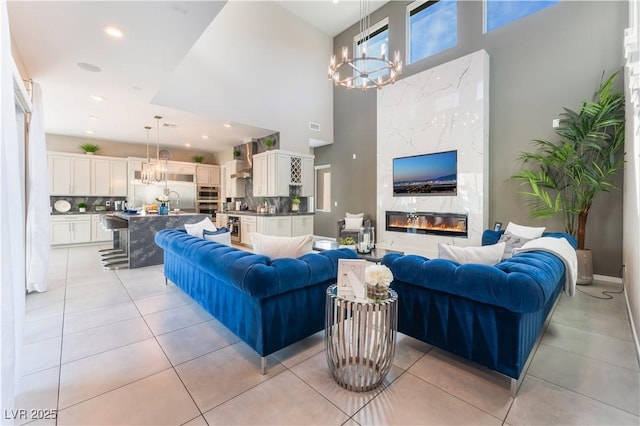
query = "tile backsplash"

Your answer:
(50, 196), (127, 214)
